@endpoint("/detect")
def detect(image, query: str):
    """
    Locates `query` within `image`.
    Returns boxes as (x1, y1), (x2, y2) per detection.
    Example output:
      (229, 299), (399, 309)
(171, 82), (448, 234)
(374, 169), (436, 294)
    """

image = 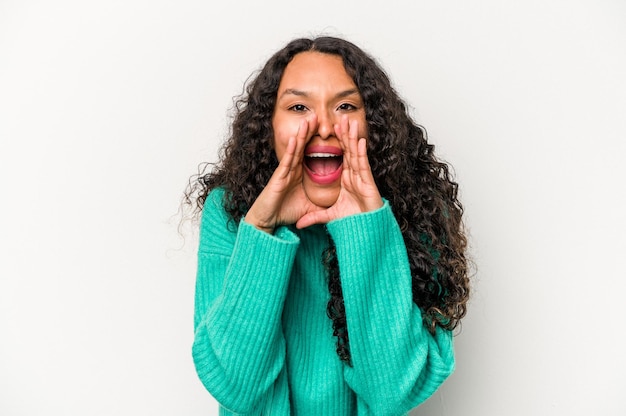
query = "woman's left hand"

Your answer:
(296, 116), (383, 229)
